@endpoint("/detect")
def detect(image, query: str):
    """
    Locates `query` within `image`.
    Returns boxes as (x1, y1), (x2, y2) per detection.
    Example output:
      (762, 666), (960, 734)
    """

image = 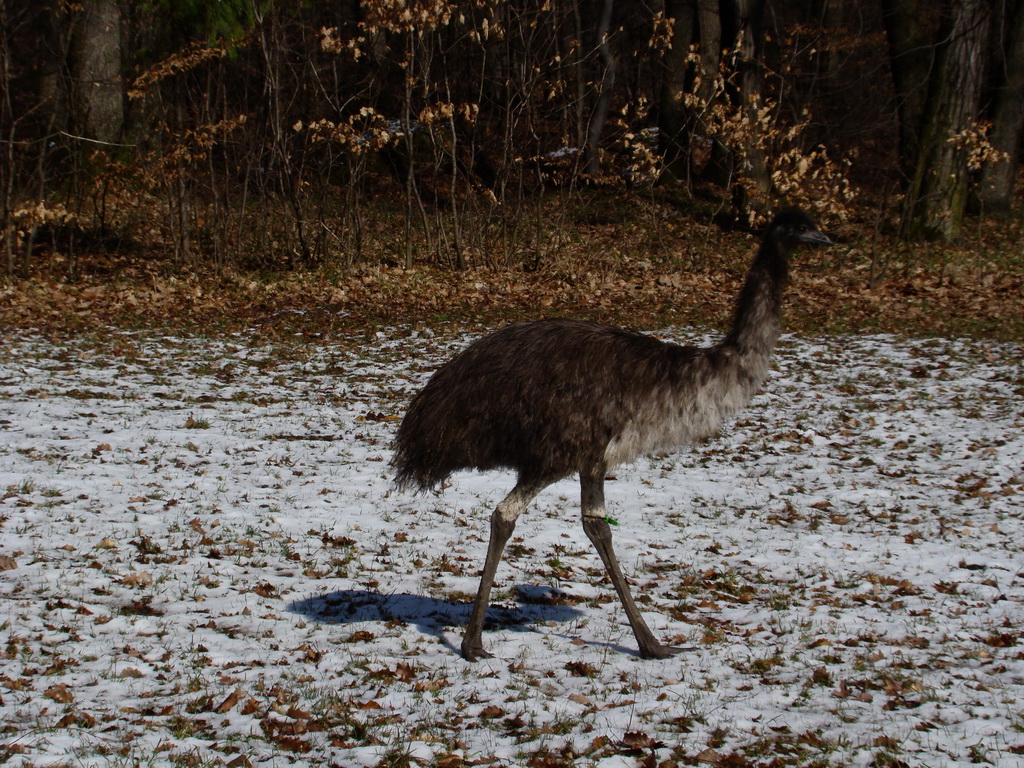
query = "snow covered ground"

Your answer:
(0, 327), (1022, 768)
